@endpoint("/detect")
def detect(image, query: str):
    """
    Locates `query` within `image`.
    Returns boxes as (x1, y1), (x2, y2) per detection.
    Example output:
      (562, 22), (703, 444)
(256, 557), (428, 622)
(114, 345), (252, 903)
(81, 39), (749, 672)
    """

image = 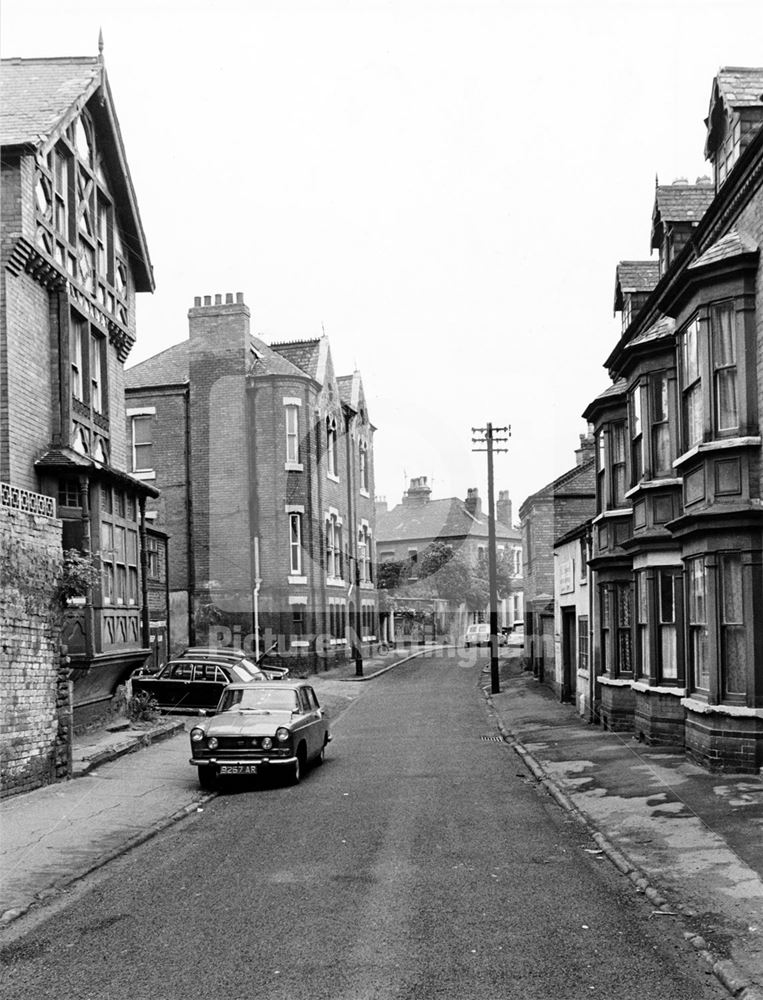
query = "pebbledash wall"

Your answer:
(0, 495), (71, 797)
